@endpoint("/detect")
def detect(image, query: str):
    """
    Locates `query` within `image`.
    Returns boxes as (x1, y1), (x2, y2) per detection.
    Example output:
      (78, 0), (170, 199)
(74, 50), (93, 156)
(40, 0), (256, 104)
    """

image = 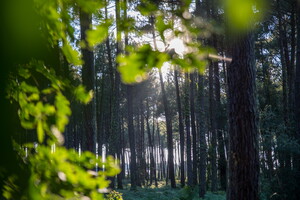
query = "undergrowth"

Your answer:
(117, 185), (226, 200)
